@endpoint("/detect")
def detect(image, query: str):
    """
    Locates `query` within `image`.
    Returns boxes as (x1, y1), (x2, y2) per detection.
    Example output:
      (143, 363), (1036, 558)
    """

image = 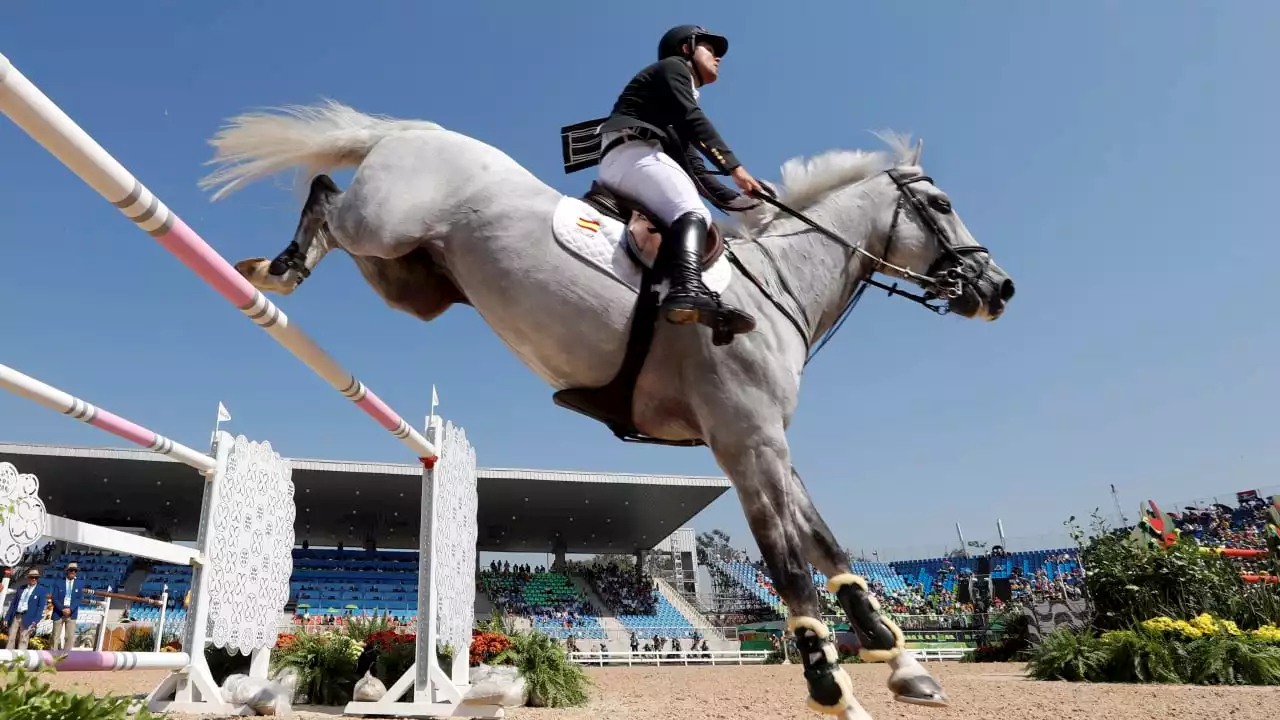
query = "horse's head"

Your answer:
(875, 139), (1015, 321)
